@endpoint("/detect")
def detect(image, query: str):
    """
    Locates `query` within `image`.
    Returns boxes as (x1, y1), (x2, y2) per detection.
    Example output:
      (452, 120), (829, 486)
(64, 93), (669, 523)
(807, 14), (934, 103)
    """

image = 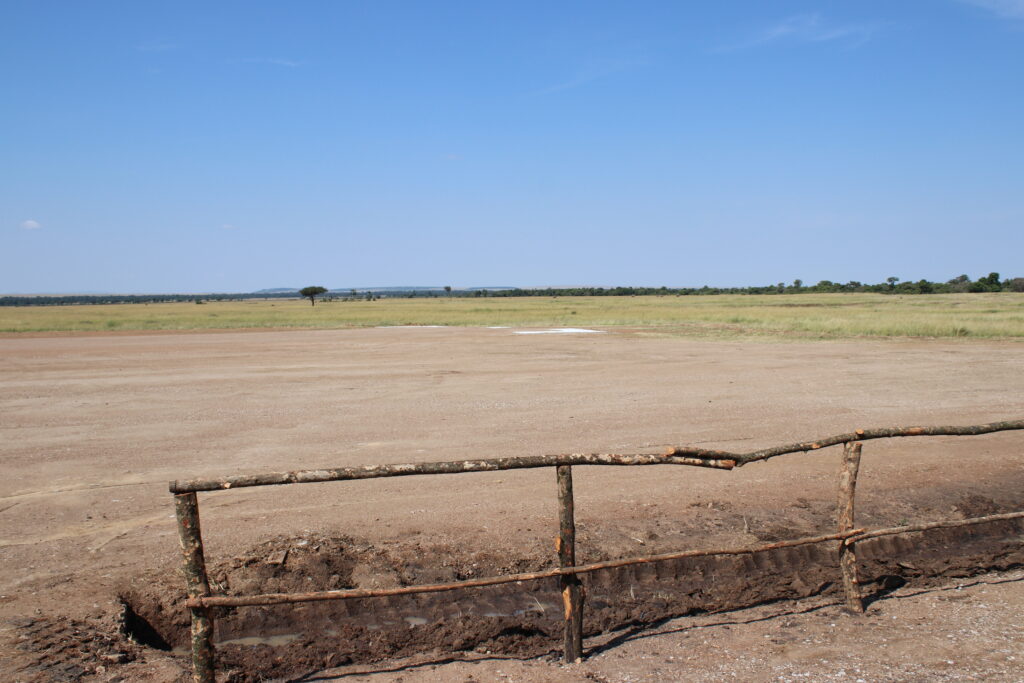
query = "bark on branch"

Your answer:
(557, 466), (584, 663)
(845, 510), (1024, 546)
(174, 493), (215, 683)
(185, 508), (1024, 611)
(665, 418), (1024, 466)
(837, 443), (864, 612)
(169, 452), (735, 493)
(170, 419), (1023, 493)
(187, 529), (863, 609)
